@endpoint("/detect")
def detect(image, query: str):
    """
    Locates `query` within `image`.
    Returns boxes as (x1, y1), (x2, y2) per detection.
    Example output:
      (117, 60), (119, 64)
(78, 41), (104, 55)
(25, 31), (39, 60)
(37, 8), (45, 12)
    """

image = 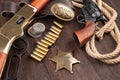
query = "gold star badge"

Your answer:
(49, 50), (80, 73)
